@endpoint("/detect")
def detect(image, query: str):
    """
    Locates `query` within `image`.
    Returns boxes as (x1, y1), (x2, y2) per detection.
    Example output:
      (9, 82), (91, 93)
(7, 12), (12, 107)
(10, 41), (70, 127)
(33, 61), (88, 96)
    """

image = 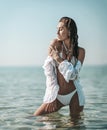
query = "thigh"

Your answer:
(34, 99), (64, 116)
(69, 92), (84, 117)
